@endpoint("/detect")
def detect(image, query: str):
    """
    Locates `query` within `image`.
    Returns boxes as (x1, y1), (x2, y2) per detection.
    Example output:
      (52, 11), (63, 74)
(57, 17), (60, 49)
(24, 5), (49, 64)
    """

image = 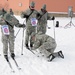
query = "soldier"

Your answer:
(31, 31), (64, 61)
(0, 8), (7, 17)
(21, 1), (39, 49)
(9, 8), (14, 15)
(37, 4), (55, 34)
(0, 13), (25, 61)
